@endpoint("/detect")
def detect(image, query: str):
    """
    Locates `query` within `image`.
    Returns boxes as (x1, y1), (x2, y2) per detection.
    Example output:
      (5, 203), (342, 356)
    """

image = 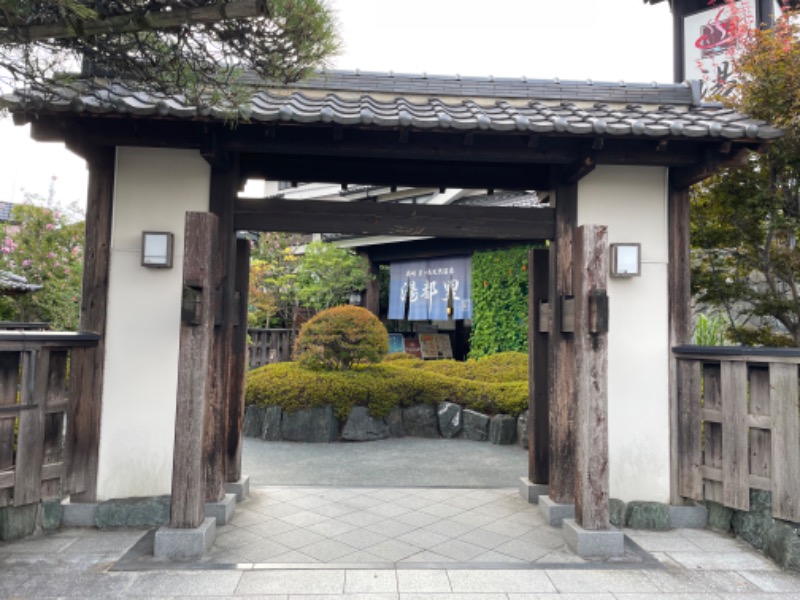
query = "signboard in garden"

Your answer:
(388, 257), (472, 321)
